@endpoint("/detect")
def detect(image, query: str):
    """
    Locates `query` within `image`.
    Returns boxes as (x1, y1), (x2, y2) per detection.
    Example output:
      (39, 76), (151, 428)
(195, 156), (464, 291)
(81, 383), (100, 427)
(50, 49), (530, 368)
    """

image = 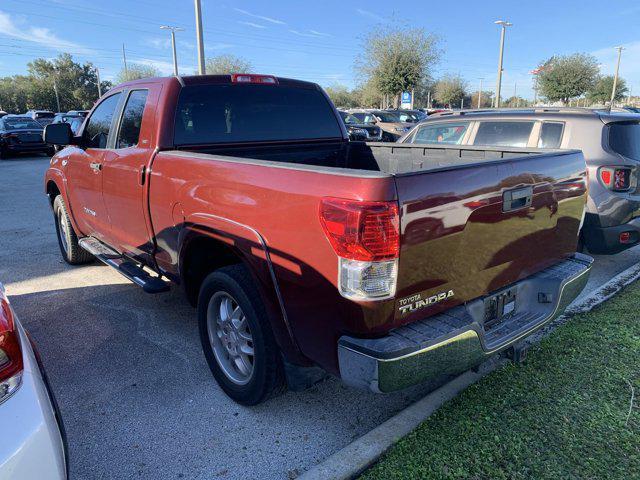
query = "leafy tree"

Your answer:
(353, 80), (383, 108)
(587, 75), (628, 104)
(0, 54), (110, 113)
(504, 96), (530, 108)
(357, 24), (439, 107)
(204, 55), (252, 74)
(324, 84), (360, 108)
(433, 75), (467, 108)
(537, 54), (599, 105)
(115, 64), (160, 84)
(467, 90), (494, 109)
